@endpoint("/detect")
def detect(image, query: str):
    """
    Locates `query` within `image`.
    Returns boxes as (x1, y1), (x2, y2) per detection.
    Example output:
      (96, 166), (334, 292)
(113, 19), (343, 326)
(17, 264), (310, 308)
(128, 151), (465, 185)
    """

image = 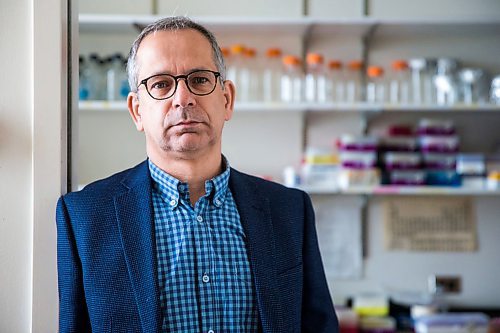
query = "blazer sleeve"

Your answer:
(301, 192), (339, 333)
(56, 196), (91, 332)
